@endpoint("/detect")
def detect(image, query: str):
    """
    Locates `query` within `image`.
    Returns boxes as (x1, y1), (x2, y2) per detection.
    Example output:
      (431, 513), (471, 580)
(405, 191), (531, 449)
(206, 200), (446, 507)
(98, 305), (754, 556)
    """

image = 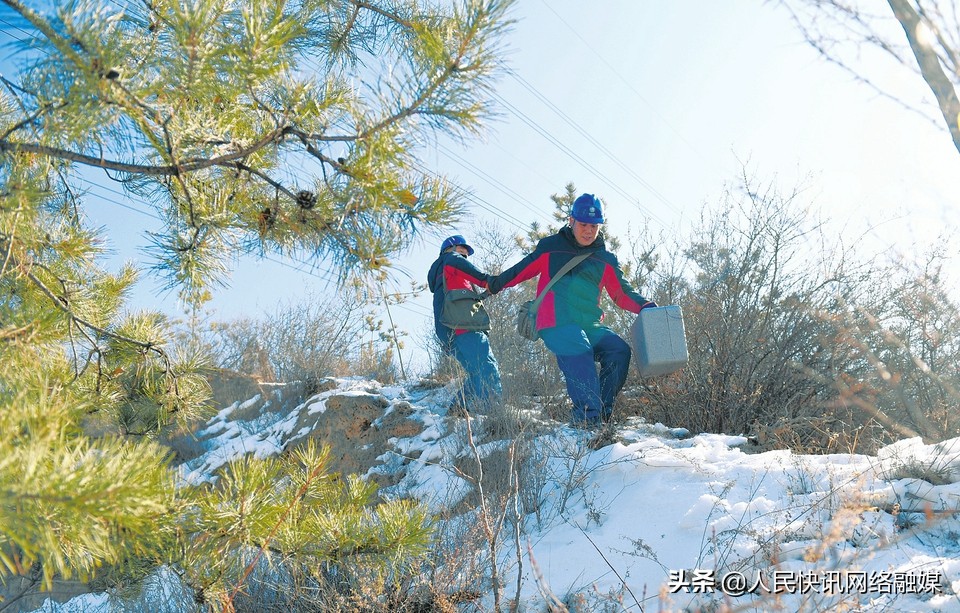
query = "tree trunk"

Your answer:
(887, 0), (960, 156)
